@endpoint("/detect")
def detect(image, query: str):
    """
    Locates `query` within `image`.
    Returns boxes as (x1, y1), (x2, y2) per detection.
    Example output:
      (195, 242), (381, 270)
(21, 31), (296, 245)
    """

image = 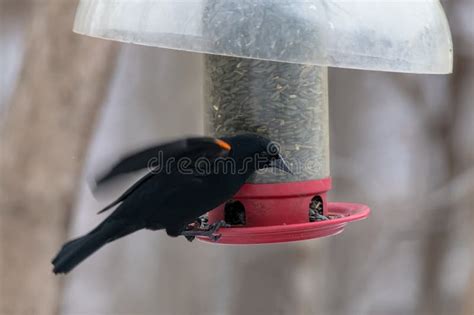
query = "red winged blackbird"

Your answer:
(52, 134), (291, 274)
